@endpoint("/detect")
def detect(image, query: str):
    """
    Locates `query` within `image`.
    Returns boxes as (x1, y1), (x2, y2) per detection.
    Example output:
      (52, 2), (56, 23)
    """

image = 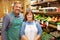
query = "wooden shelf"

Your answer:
(34, 11), (60, 15)
(48, 24), (57, 29)
(31, 0), (57, 6)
